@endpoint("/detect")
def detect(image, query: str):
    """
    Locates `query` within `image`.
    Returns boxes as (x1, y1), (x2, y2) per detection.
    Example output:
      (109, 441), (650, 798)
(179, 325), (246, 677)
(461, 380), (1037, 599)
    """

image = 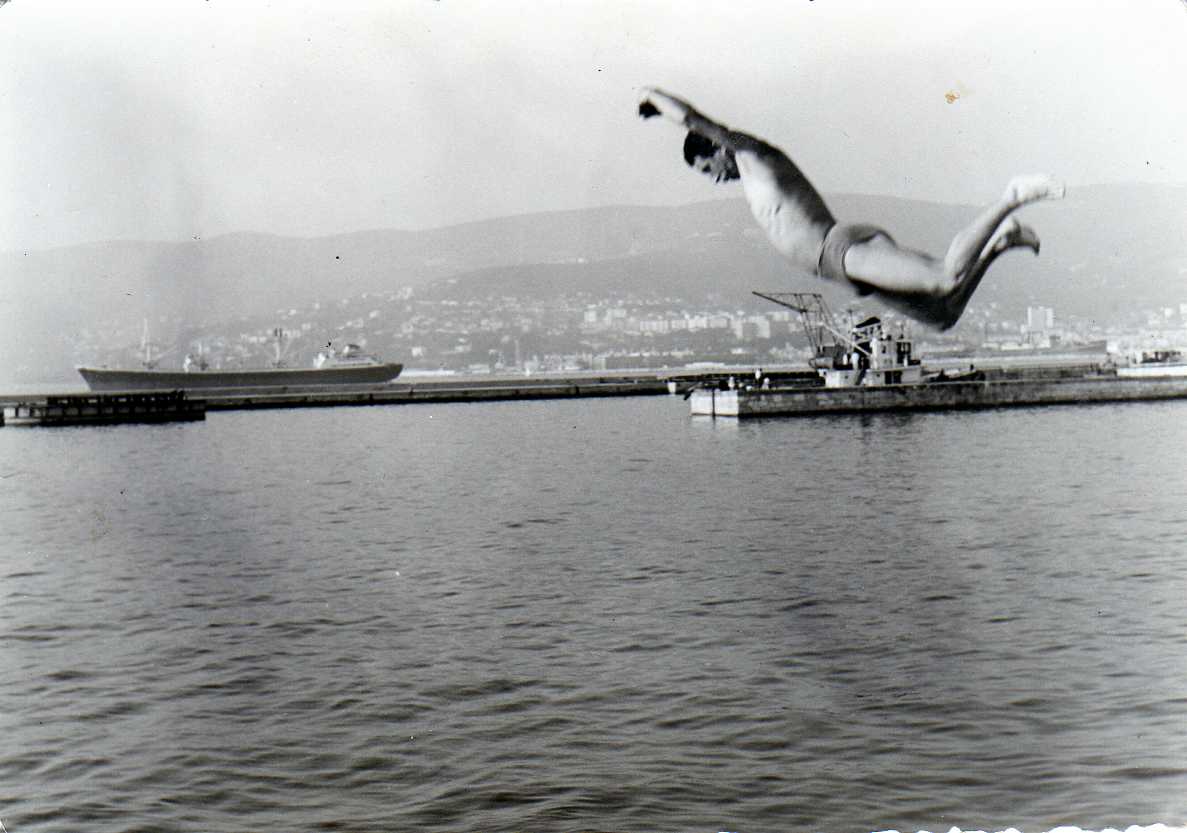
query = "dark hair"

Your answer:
(682, 131), (720, 166)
